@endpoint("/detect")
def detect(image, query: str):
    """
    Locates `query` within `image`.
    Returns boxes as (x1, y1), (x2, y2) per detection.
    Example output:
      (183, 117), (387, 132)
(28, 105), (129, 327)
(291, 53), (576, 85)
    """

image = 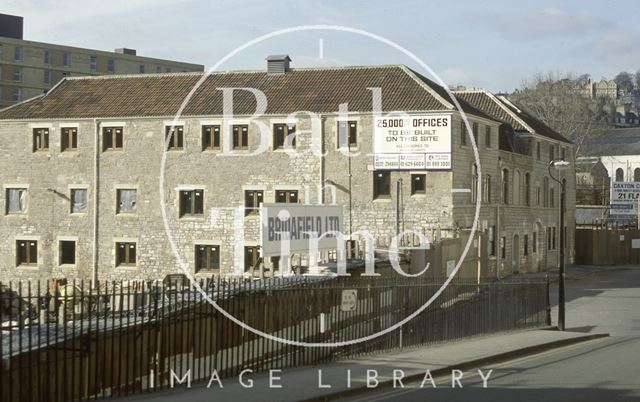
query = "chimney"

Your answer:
(115, 48), (137, 56)
(266, 55), (291, 75)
